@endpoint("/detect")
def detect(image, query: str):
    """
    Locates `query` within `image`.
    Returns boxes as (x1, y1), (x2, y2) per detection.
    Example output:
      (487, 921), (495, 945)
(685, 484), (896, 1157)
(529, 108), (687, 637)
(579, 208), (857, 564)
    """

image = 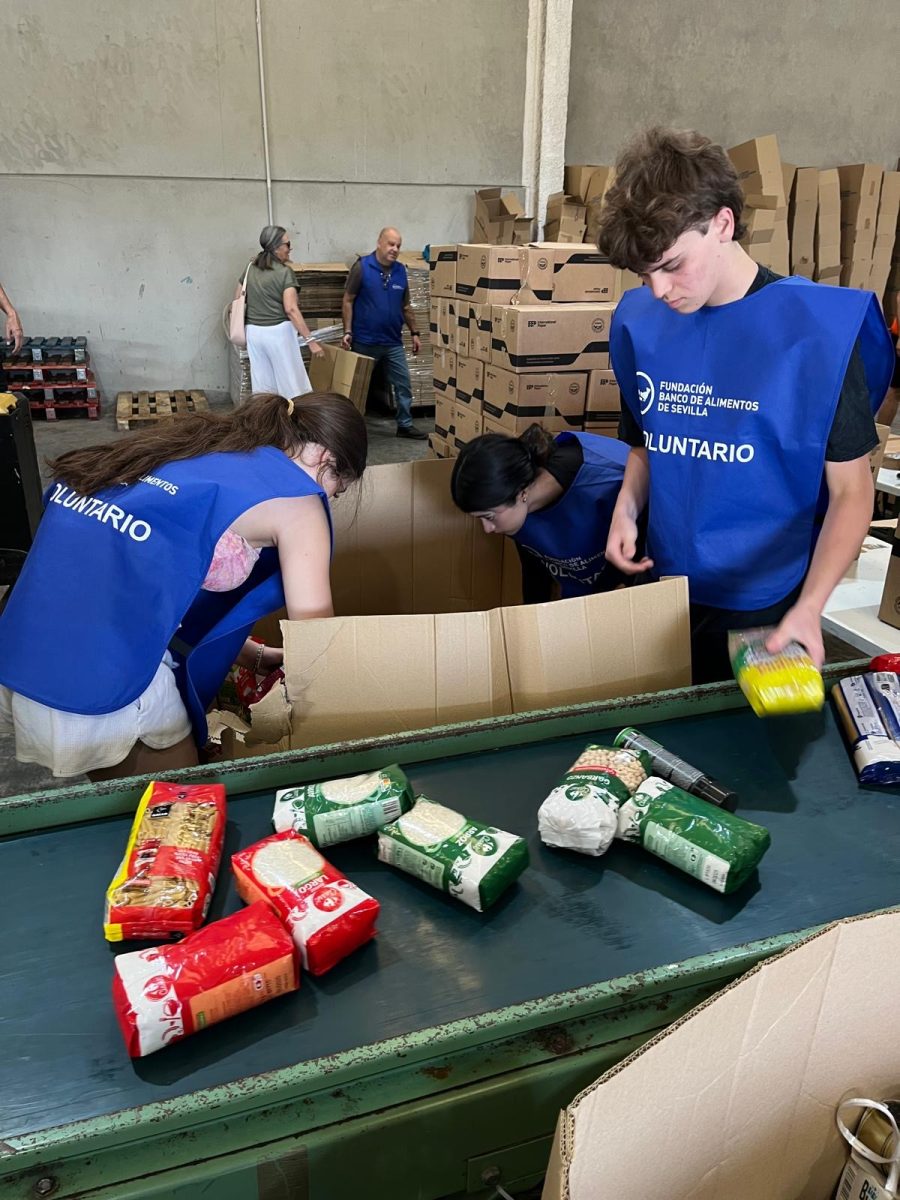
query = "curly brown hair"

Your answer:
(596, 127), (746, 273)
